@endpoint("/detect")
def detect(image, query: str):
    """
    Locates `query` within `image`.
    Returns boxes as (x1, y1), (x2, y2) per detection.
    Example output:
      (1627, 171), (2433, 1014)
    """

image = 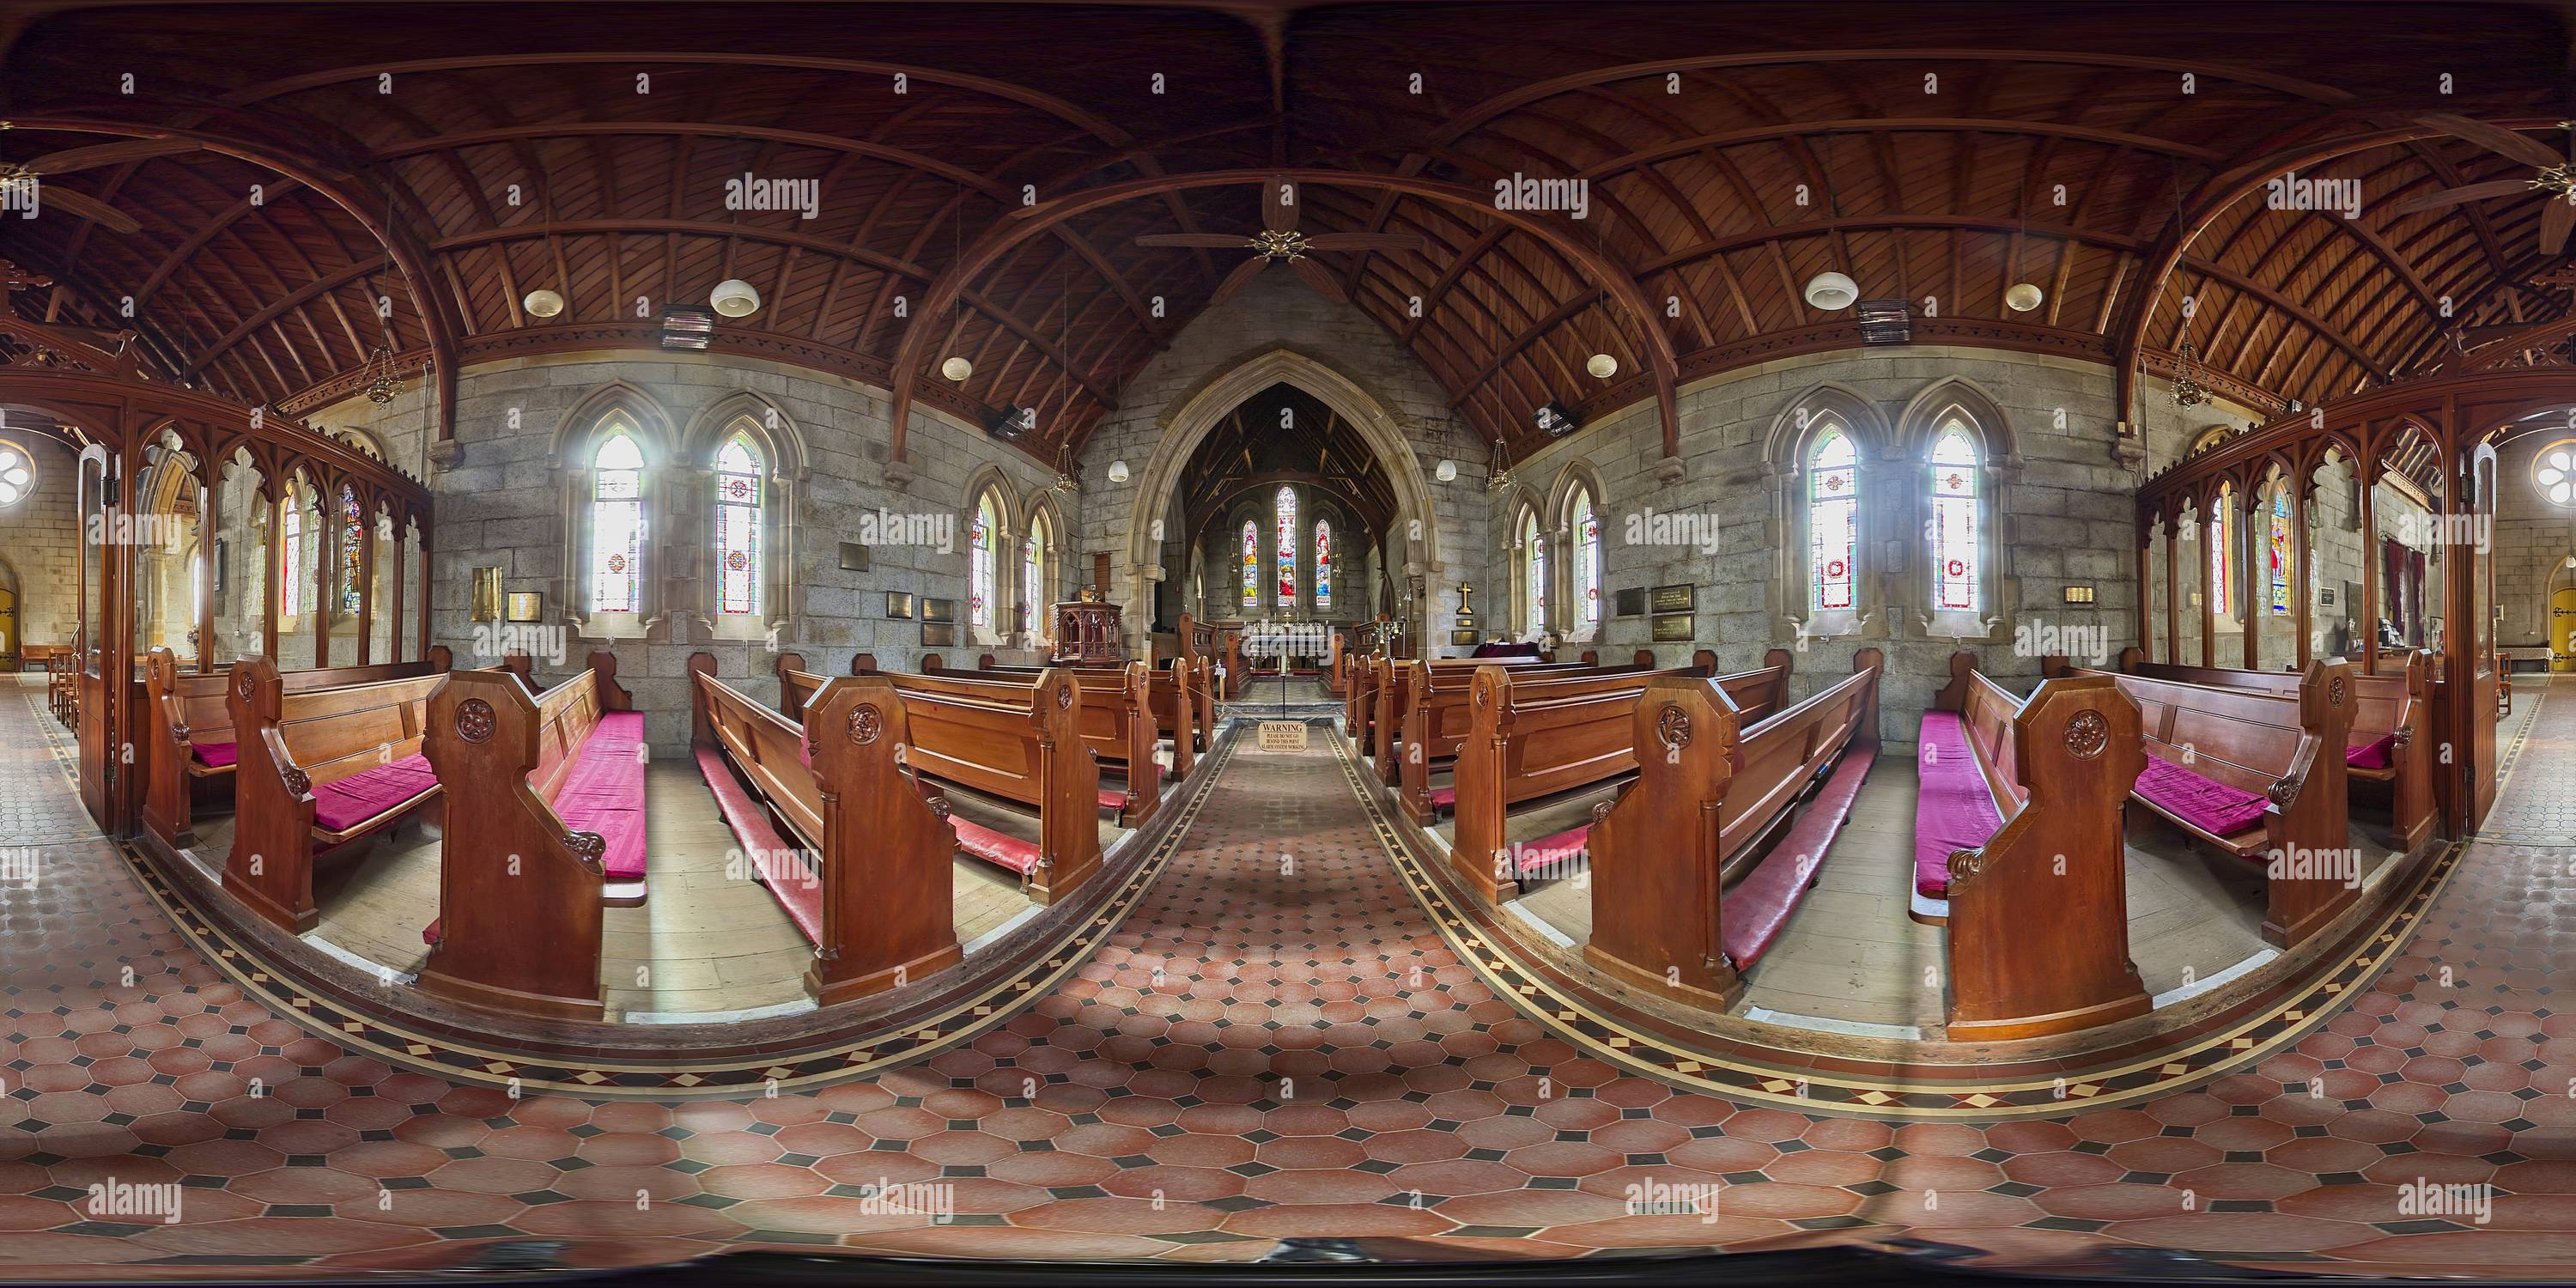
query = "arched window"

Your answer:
(714, 436), (763, 619)
(969, 490), (999, 632)
(1520, 508), (1547, 635)
(1024, 510), (1052, 641)
(591, 434), (644, 614)
(0, 439), (33, 508)
(1314, 519), (1333, 611)
(1274, 485), (1298, 610)
(1241, 520), (1260, 612)
(2266, 488), (2291, 616)
(338, 484), (364, 618)
(279, 494), (306, 621)
(1929, 425), (1978, 613)
(2207, 491), (2232, 618)
(1571, 489), (1601, 631)
(1808, 428), (1858, 612)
